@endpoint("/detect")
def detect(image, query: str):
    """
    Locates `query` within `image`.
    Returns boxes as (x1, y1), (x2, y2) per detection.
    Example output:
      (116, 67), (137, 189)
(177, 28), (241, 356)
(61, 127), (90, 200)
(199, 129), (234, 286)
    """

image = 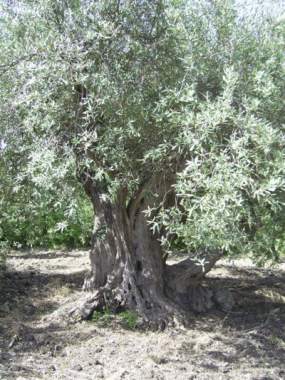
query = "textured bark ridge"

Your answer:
(68, 177), (225, 327)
